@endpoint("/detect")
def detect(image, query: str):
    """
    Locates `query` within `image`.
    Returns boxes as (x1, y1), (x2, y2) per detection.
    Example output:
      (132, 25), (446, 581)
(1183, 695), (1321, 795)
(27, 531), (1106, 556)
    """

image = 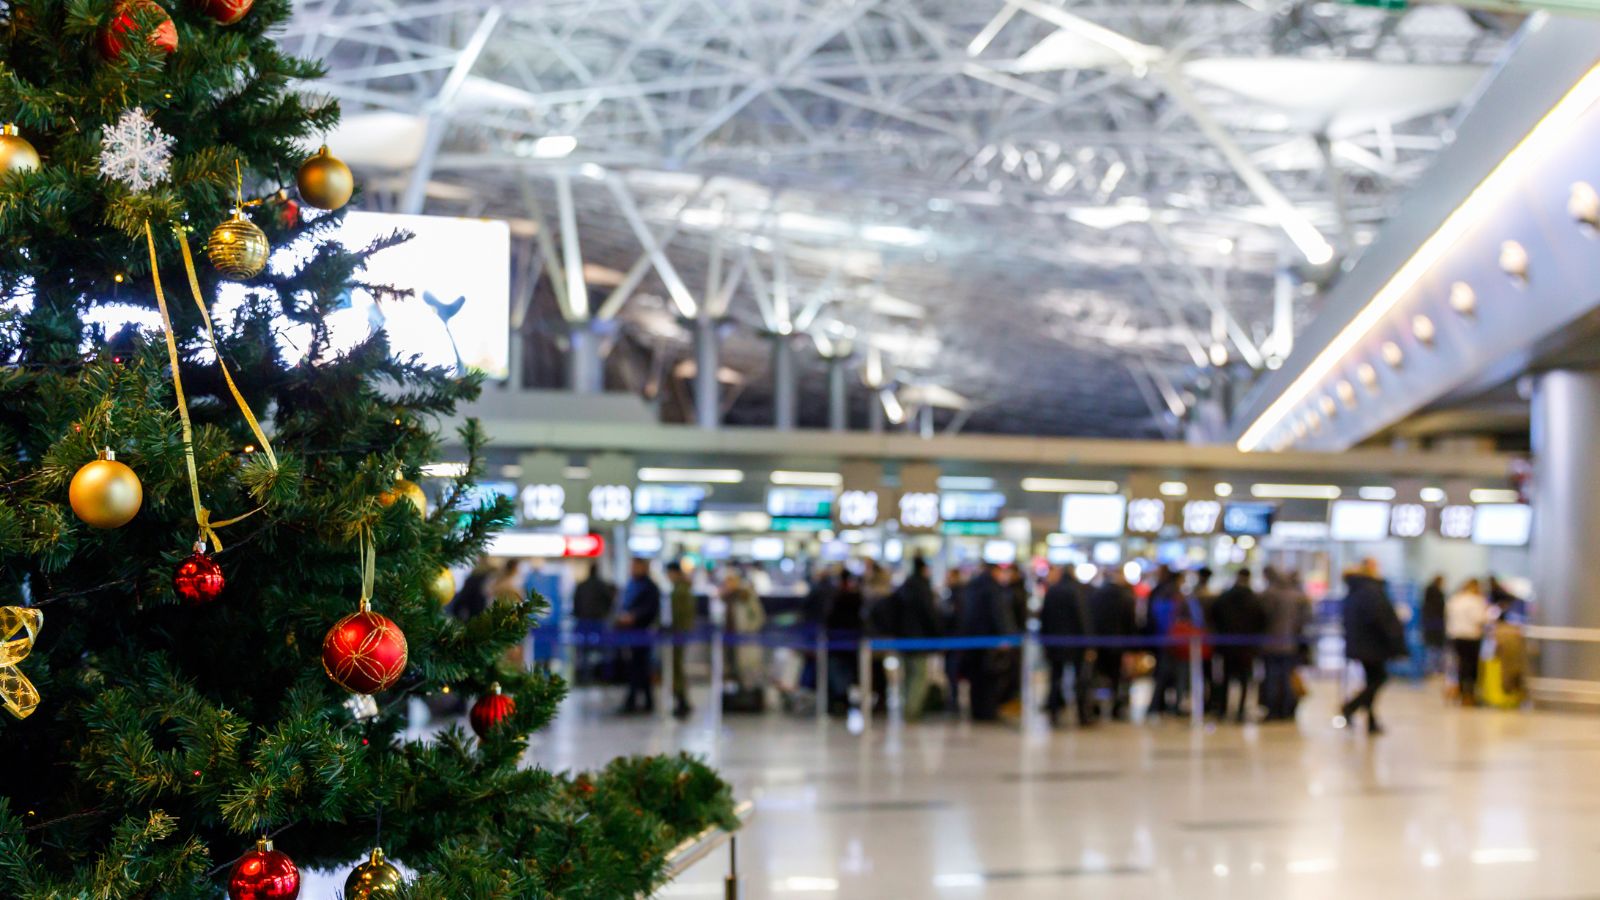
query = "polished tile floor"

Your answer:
(527, 680), (1600, 899)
